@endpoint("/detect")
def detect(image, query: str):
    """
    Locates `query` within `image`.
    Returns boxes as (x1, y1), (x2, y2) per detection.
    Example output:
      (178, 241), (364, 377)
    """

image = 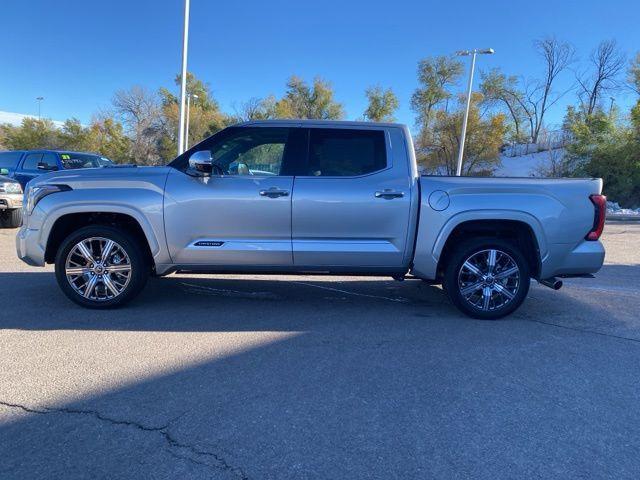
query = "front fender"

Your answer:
(32, 189), (170, 265)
